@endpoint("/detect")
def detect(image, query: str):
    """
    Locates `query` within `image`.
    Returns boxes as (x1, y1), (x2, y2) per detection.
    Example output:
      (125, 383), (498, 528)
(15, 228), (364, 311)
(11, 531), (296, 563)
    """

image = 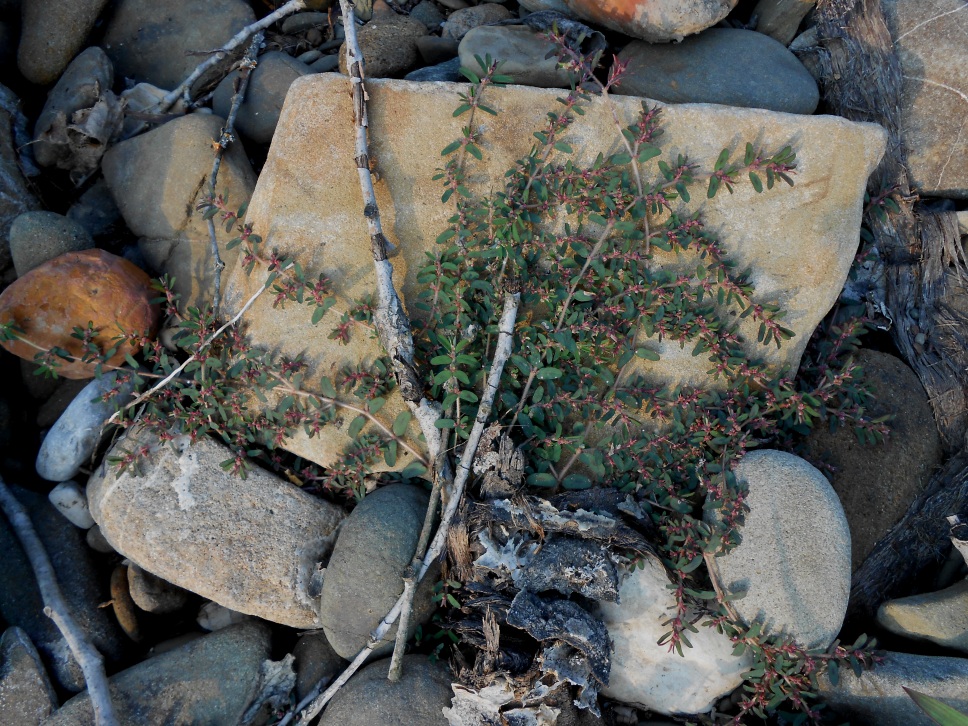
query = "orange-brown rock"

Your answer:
(0, 249), (159, 378)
